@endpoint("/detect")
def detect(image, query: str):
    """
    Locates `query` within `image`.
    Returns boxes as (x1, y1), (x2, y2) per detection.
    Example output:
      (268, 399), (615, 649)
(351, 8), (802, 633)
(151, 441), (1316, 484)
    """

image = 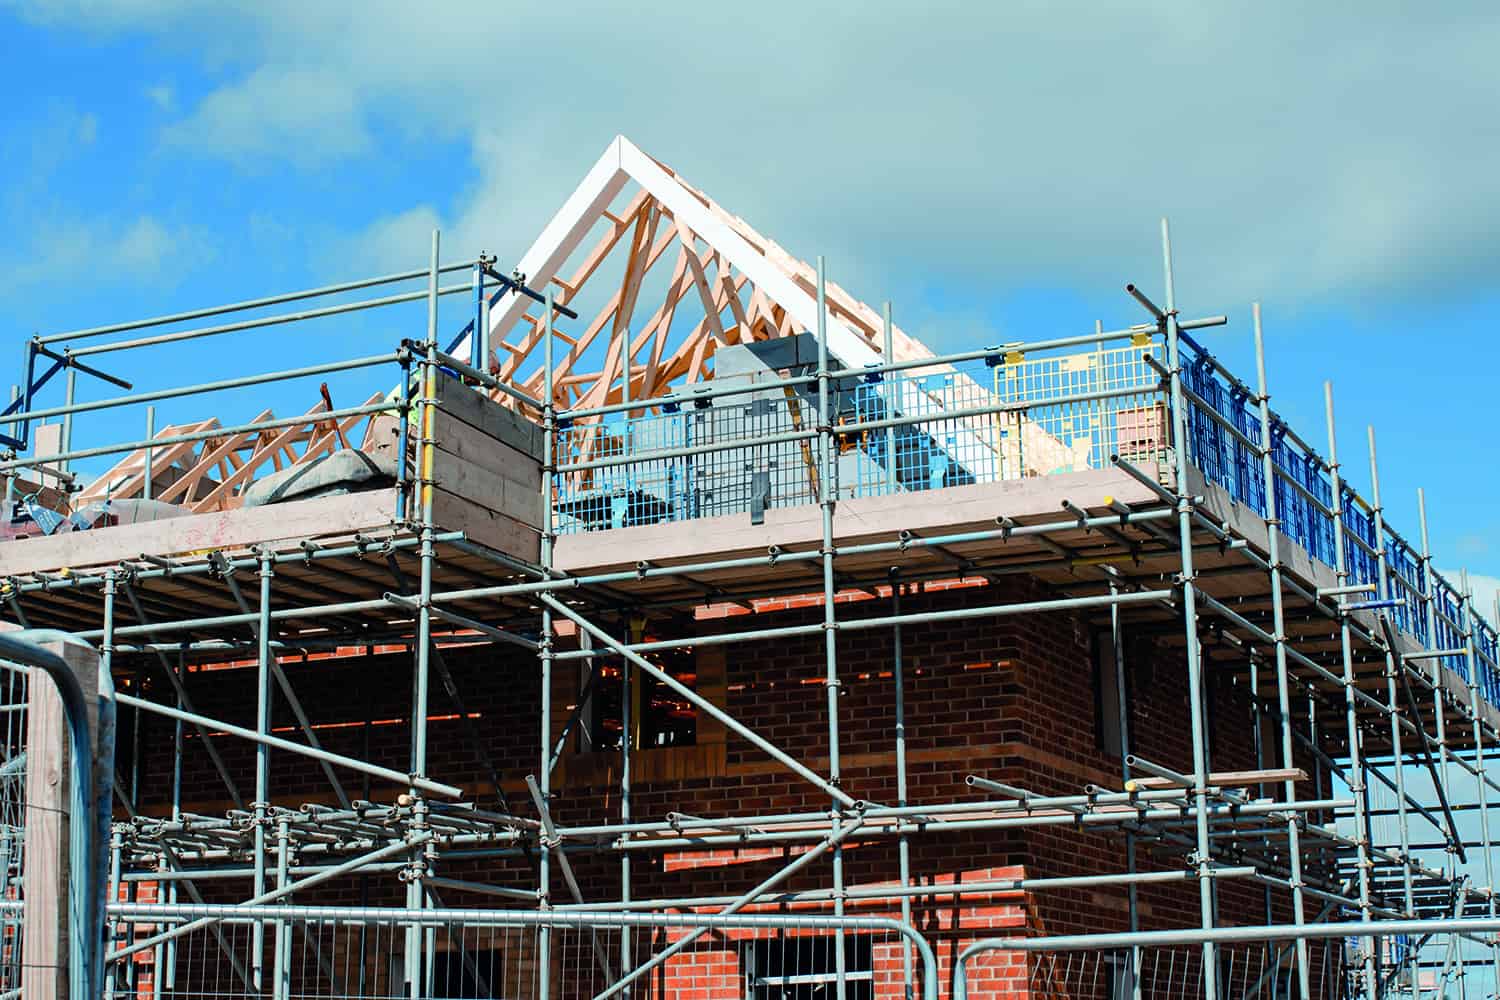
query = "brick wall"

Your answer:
(124, 572), (1328, 997)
